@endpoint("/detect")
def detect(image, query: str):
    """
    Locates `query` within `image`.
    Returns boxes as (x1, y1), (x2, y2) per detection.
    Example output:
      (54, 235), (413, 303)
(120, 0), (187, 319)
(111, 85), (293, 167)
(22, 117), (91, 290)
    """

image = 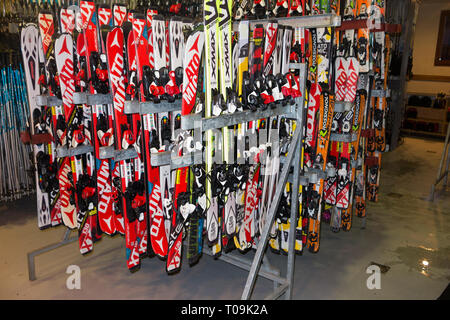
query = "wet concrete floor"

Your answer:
(0, 137), (448, 299)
